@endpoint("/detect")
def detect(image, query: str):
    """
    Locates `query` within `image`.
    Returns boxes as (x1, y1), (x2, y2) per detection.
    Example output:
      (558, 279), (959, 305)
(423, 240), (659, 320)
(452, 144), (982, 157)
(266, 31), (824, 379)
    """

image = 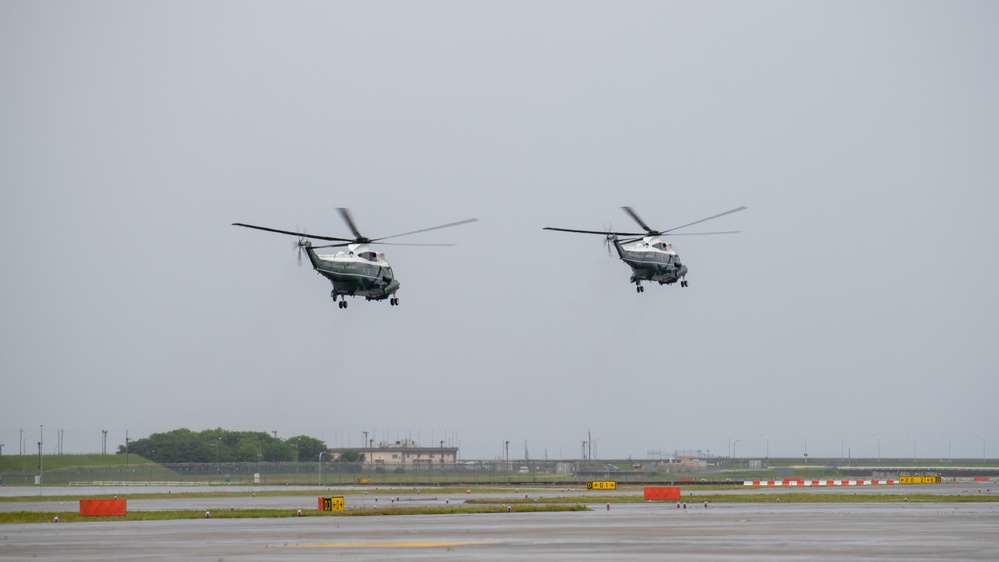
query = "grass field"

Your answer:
(3, 454), (994, 488)
(0, 454), (153, 472)
(1, 485), (993, 525)
(0, 503), (588, 524)
(467, 492), (998, 505)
